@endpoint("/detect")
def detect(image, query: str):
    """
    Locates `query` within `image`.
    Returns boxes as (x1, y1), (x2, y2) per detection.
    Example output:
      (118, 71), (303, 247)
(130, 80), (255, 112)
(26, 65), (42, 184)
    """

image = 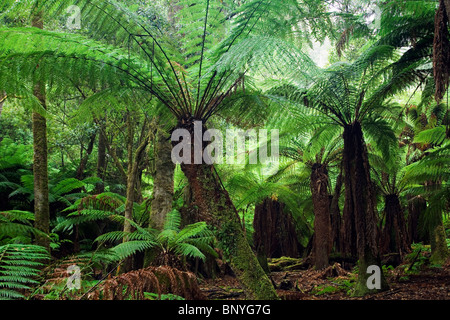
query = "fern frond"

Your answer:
(111, 240), (155, 260)
(0, 244), (49, 300)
